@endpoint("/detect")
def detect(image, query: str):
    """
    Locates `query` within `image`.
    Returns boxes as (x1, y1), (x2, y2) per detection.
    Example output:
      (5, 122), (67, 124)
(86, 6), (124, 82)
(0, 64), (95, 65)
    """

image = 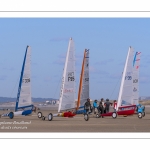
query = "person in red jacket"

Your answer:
(113, 100), (117, 112)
